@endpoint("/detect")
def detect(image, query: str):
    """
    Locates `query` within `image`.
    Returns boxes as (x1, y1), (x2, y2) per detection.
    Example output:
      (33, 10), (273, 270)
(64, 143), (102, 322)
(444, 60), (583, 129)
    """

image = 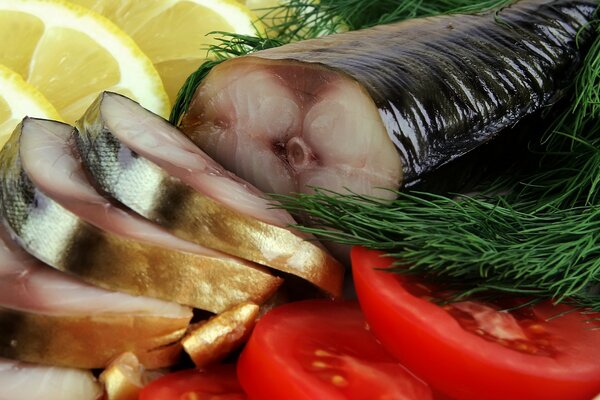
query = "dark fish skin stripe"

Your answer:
(151, 180), (194, 229)
(0, 309), (25, 360)
(254, 0), (597, 185)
